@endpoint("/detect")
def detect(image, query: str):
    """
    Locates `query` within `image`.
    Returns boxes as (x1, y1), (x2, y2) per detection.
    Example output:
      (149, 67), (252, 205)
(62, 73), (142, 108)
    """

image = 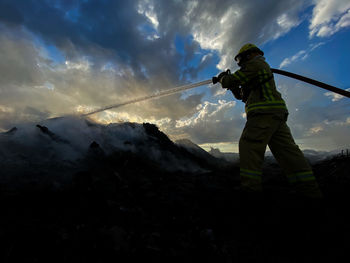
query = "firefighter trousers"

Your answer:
(239, 112), (322, 198)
